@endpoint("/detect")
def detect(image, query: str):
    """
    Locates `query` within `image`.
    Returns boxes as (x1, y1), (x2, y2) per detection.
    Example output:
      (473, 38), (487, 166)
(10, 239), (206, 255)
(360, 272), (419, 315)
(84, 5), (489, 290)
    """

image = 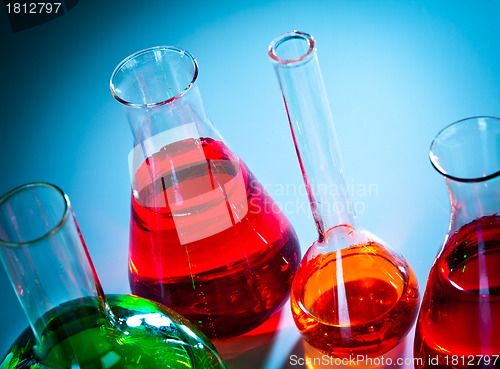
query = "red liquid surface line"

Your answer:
(415, 215), (500, 369)
(128, 138), (301, 339)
